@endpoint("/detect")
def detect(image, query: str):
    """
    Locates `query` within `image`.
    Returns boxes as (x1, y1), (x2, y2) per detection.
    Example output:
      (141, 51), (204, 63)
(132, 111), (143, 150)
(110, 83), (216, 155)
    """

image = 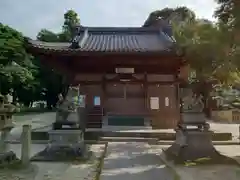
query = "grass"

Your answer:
(168, 154), (240, 166)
